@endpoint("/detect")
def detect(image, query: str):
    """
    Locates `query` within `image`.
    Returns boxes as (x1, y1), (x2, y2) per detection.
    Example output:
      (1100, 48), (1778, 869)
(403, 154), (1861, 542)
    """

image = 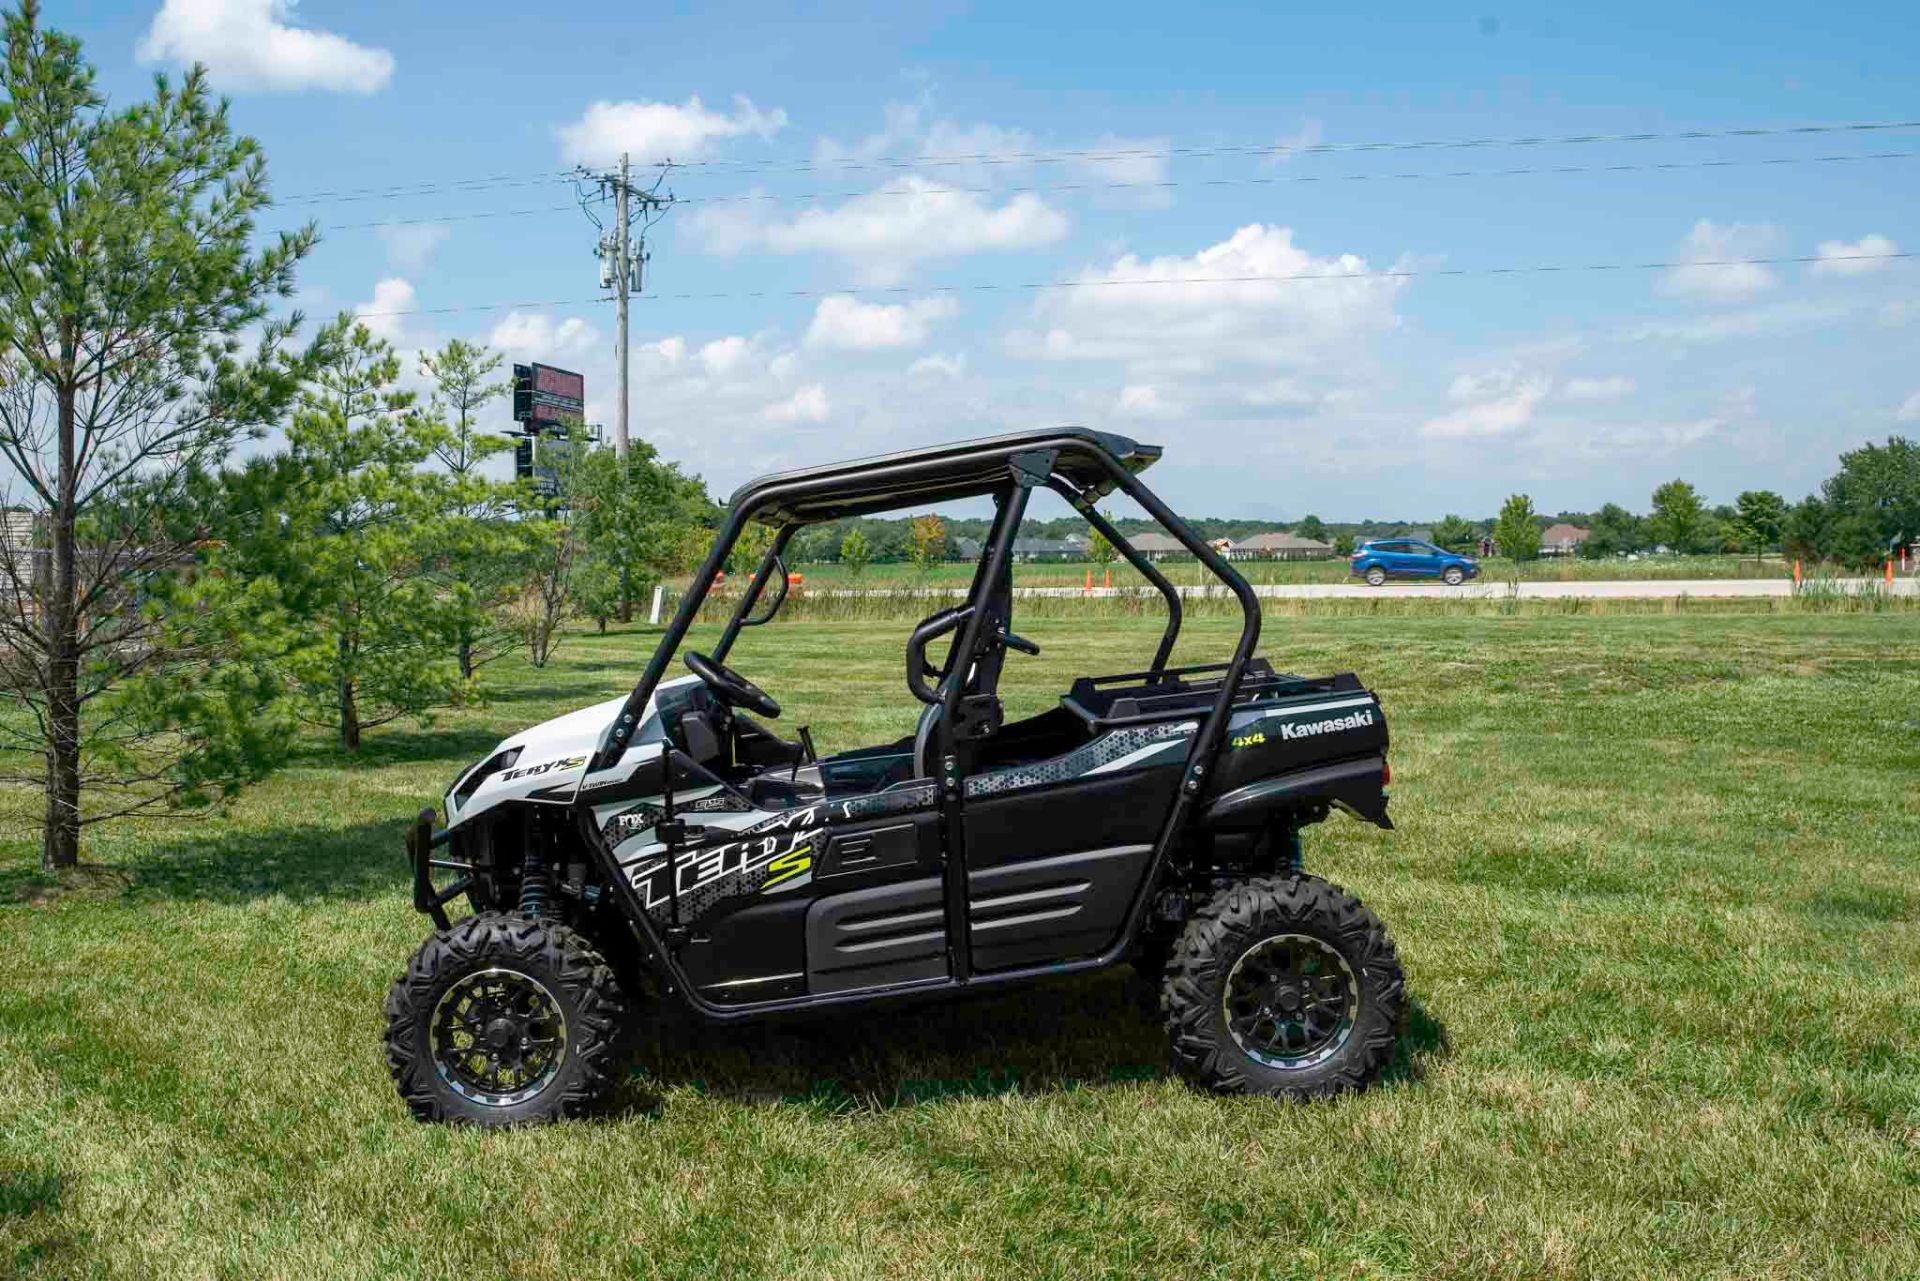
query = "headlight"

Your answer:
(448, 746), (523, 809)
